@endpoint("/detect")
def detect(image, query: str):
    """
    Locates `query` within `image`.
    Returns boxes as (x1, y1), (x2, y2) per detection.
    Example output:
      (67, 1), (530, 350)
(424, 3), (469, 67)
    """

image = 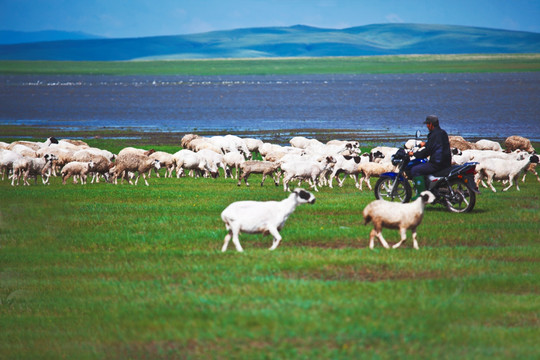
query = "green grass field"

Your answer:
(1, 144), (539, 359)
(1, 54), (540, 75)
